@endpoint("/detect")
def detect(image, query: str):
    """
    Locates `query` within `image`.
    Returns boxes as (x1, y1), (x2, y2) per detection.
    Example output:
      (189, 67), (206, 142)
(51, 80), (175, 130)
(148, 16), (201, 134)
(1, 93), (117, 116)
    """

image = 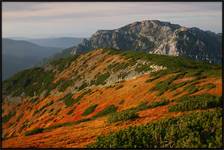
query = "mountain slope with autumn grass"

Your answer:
(2, 48), (222, 148)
